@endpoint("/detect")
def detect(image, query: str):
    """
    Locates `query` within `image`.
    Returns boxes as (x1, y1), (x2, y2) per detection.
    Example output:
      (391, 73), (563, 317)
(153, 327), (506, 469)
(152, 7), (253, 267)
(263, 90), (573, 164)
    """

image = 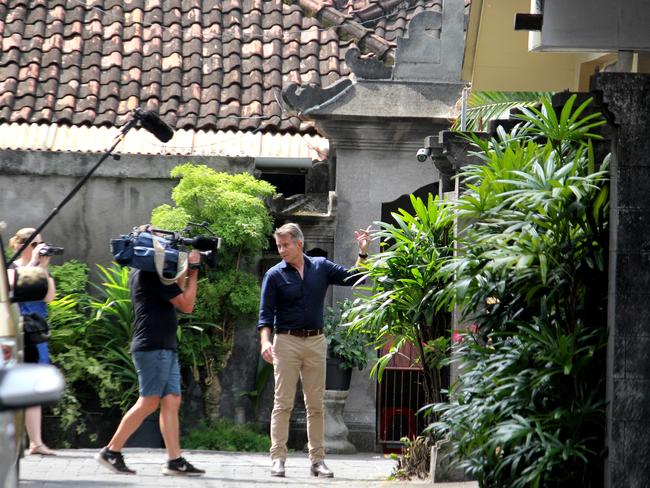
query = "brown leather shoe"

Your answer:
(271, 459), (285, 477)
(310, 461), (334, 478)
